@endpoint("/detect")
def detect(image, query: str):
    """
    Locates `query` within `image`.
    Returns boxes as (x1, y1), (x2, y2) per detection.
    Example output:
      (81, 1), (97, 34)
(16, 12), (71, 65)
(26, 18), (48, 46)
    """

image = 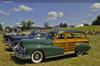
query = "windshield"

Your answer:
(34, 33), (47, 38)
(34, 32), (57, 40)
